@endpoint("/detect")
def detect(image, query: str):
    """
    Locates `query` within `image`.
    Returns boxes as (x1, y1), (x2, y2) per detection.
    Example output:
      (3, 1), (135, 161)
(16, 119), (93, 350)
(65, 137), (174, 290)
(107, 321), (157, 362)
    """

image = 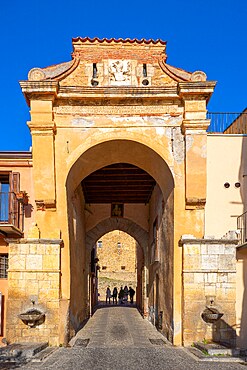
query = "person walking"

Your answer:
(129, 286), (135, 304)
(112, 286), (118, 304)
(123, 285), (129, 302)
(118, 286), (124, 304)
(106, 286), (111, 304)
